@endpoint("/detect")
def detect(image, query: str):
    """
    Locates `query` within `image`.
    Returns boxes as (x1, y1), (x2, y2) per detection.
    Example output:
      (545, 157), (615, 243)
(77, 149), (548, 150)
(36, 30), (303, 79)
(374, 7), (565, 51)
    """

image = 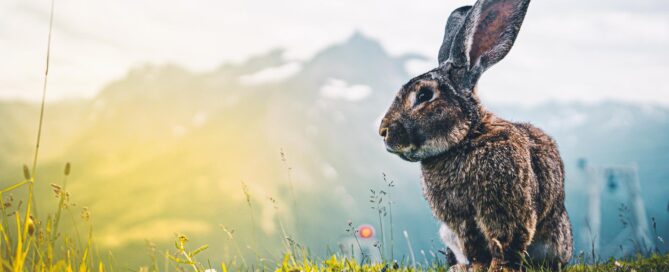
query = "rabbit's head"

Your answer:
(379, 0), (530, 162)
